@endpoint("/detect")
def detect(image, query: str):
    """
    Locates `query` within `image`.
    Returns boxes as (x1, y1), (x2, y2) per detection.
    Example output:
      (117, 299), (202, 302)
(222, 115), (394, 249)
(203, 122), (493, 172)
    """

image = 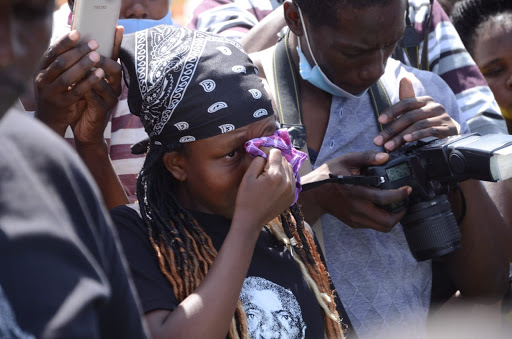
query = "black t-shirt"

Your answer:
(111, 204), (356, 338)
(0, 110), (147, 339)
